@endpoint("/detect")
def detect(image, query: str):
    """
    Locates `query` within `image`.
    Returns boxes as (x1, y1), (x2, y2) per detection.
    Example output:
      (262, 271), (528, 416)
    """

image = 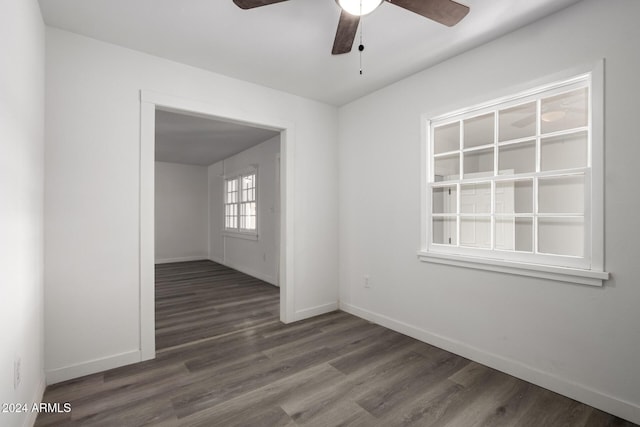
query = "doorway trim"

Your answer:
(139, 90), (295, 360)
